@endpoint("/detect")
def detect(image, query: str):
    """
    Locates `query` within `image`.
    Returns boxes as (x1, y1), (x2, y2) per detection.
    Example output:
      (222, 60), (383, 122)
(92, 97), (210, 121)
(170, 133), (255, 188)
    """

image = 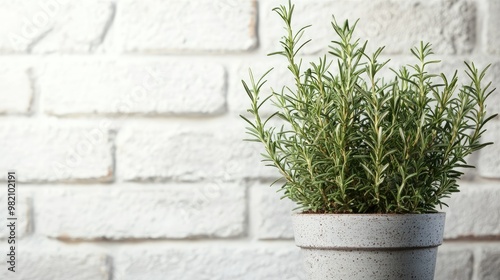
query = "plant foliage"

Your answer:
(241, 1), (497, 214)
